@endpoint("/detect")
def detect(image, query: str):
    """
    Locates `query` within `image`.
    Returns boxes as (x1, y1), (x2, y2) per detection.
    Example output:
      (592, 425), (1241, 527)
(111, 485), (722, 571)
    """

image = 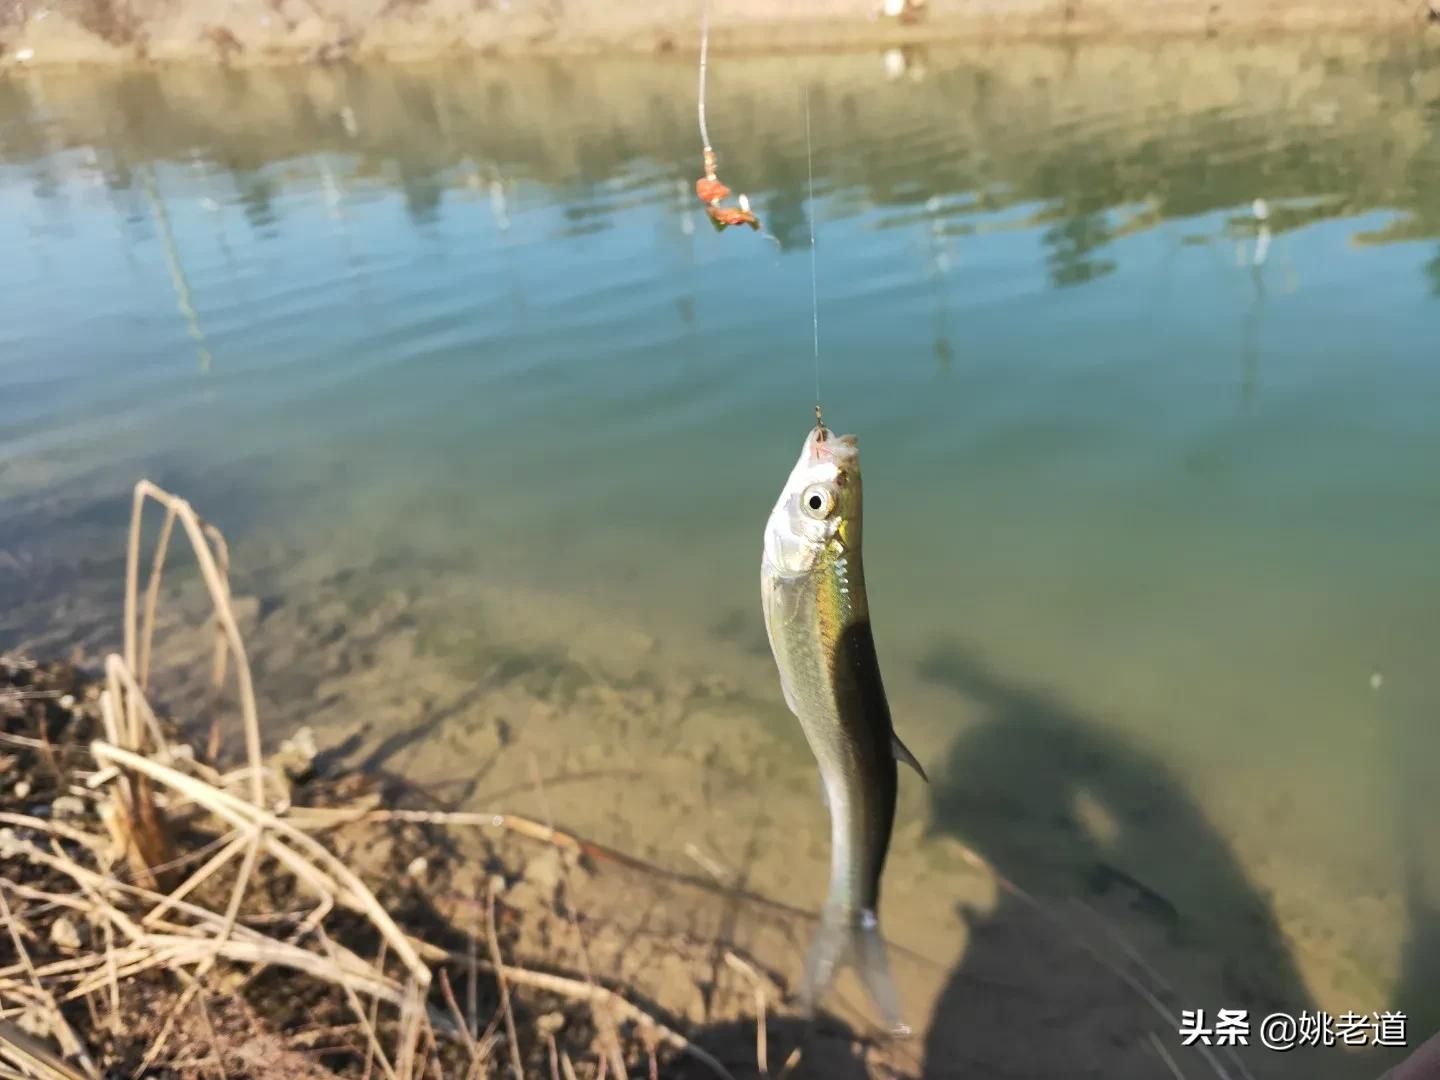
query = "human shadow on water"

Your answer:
(1387, 880), (1440, 1078)
(915, 640), (1340, 1080)
(1382, 766), (1440, 1066)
